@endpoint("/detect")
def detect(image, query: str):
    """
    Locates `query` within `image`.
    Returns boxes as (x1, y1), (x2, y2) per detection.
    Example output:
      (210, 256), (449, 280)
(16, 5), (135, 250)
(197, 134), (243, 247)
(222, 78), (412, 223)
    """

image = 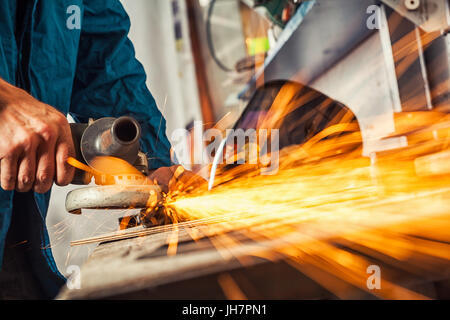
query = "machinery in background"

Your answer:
(206, 0), (303, 73)
(207, 0), (450, 187)
(238, 0), (449, 155)
(253, 0), (305, 27)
